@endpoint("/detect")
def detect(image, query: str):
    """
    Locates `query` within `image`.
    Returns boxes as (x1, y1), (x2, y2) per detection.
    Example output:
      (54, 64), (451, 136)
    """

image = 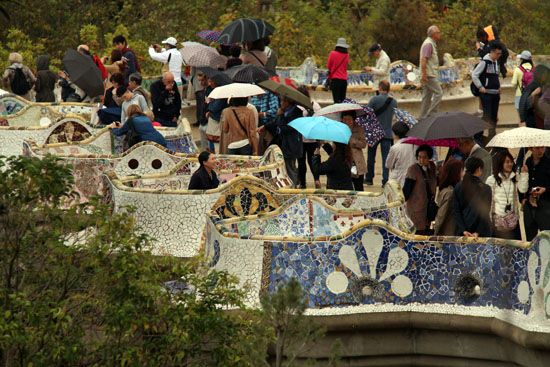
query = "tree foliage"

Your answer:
(0, 155), (270, 366)
(0, 0), (548, 75)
